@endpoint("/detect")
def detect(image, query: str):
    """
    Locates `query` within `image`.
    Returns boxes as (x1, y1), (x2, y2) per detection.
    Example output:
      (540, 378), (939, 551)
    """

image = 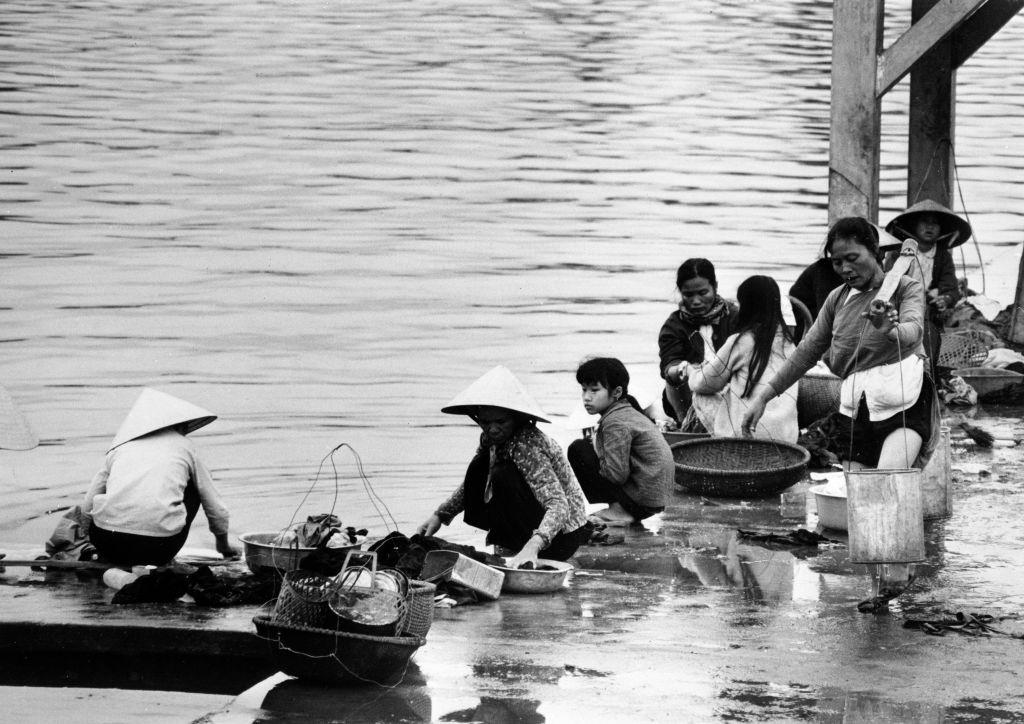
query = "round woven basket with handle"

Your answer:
(671, 437), (810, 498)
(253, 614), (425, 685)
